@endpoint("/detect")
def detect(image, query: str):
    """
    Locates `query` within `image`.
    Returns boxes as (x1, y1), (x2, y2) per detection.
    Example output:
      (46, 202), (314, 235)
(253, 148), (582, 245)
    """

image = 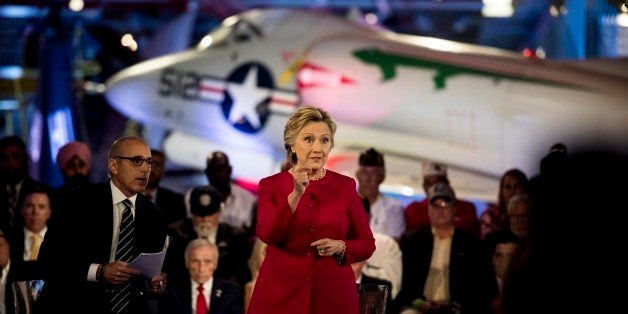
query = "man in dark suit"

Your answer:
(37, 136), (169, 314)
(397, 183), (497, 314)
(7, 188), (52, 282)
(161, 238), (242, 314)
(143, 149), (186, 225)
(166, 185), (251, 287)
(1, 231), (14, 313)
(0, 135), (50, 236)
